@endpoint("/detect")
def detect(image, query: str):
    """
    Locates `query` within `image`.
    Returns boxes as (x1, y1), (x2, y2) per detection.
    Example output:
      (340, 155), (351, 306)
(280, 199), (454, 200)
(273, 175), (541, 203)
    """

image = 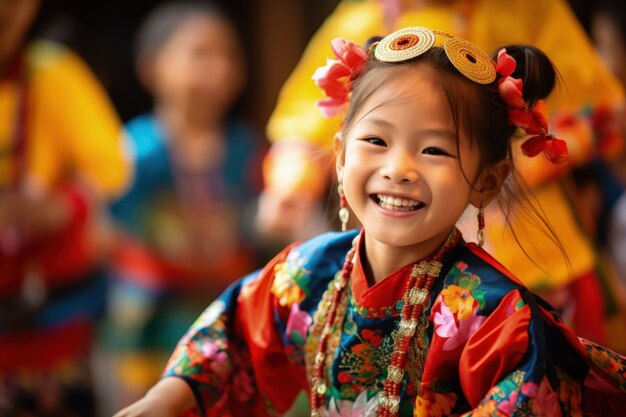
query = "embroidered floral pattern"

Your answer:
(271, 250), (310, 307)
(433, 301), (485, 351)
(355, 299), (404, 318)
(440, 261), (486, 320)
(414, 384), (457, 417)
(335, 326), (396, 400)
(163, 234), (626, 416)
(283, 302), (313, 366)
(580, 338), (626, 392)
(520, 377), (563, 417)
(286, 303), (313, 347)
(464, 370), (525, 417)
(556, 367), (582, 417)
(166, 301), (237, 402)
